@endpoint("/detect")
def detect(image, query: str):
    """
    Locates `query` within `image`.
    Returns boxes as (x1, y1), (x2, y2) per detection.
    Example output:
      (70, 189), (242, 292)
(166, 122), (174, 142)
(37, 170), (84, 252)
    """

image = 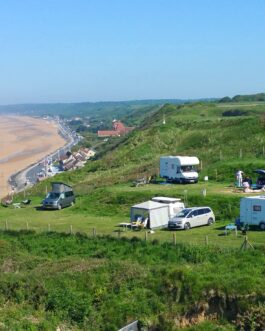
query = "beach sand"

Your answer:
(0, 116), (66, 198)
